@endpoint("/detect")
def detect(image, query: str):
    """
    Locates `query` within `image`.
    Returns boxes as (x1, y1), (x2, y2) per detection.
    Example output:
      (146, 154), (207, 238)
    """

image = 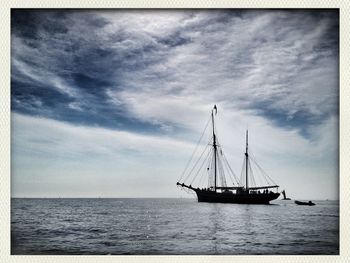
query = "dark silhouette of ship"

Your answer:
(177, 105), (280, 204)
(295, 200), (315, 206)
